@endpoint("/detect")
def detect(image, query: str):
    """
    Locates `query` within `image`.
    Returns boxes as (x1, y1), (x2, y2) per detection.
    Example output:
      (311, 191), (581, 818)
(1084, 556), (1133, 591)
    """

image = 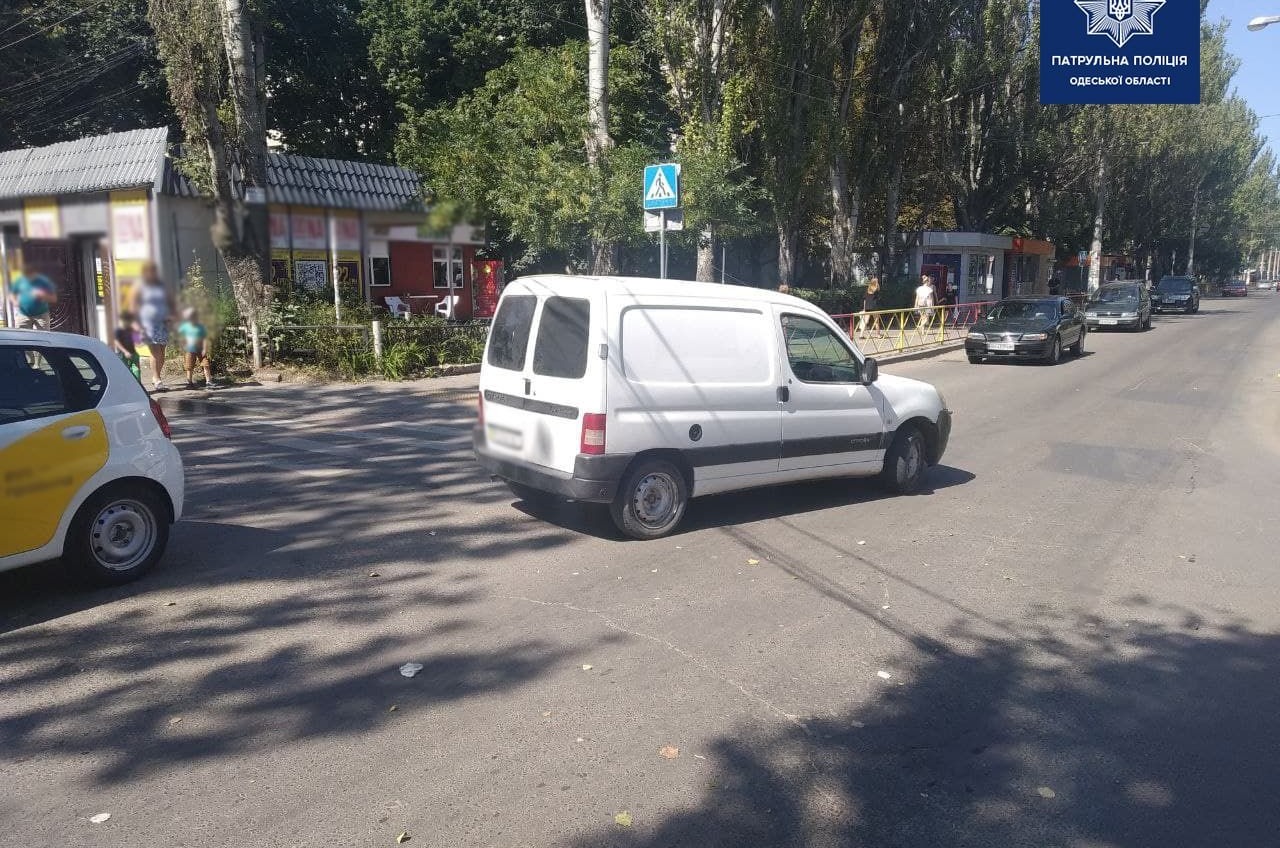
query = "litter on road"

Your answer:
(877, 670), (892, 680)
(89, 813), (111, 824)
(399, 663), (424, 678)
